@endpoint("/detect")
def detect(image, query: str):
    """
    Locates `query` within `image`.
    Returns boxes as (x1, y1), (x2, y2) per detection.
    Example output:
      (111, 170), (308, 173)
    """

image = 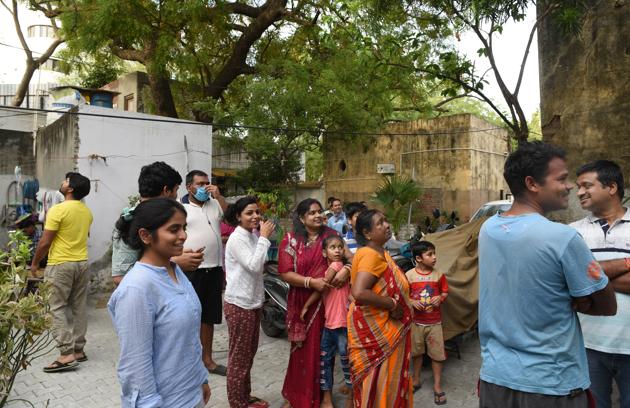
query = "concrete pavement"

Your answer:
(7, 292), (483, 407)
